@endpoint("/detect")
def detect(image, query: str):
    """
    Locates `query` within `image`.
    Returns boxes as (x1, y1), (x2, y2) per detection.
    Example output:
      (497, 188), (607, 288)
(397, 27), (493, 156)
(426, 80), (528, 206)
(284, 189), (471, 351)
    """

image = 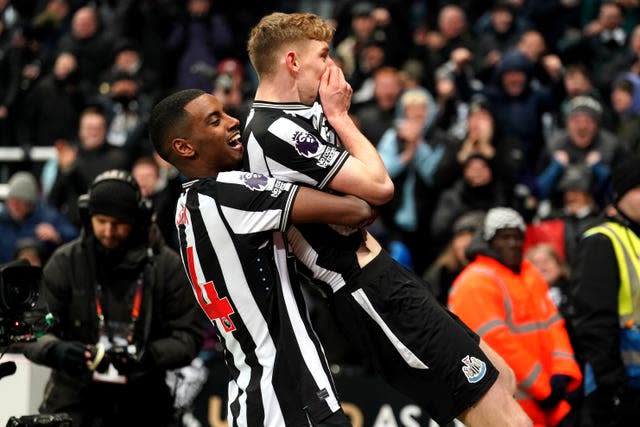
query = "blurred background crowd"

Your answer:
(2, 0), (638, 271)
(2, 0), (640, 425)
